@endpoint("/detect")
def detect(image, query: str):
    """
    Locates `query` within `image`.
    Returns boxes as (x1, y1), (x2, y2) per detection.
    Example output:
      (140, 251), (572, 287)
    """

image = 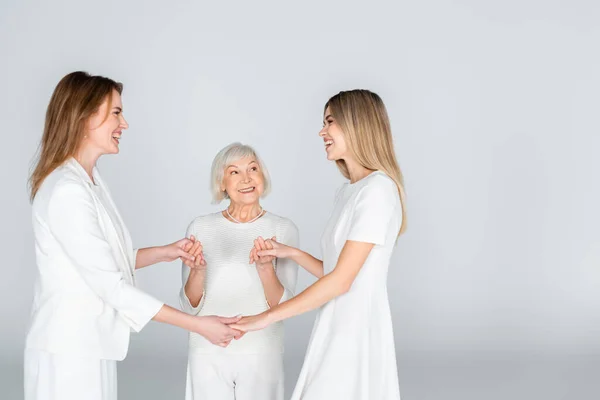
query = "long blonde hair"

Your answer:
(325, 89), (407, 235)
(29, 71), (123, 201)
